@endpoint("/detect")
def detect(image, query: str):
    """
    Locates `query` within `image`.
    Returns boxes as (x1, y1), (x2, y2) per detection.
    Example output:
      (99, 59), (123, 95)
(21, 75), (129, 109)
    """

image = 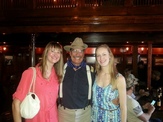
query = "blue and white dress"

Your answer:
(91, 80), (121, 122)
